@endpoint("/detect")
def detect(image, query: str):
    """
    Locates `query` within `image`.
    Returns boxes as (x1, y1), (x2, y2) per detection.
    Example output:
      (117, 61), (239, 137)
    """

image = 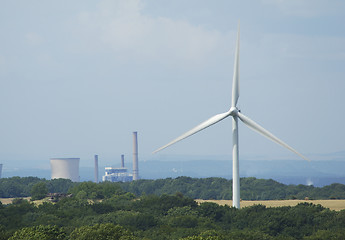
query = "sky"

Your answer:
(1, 0), (345, 170)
